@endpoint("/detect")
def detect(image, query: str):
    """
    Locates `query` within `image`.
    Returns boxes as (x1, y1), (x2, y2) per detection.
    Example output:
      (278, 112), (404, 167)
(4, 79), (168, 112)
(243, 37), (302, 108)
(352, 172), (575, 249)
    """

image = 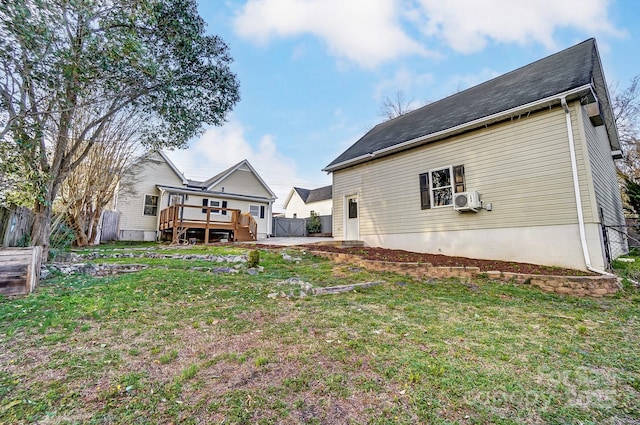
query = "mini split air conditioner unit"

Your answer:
(453, 191), (481, 212)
